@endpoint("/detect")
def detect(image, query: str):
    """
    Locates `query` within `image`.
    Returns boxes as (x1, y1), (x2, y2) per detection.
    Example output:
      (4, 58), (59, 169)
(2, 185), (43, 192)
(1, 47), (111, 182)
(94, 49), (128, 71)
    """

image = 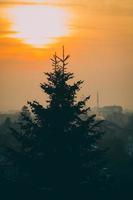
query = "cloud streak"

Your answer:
(0, 0), (85, 7)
